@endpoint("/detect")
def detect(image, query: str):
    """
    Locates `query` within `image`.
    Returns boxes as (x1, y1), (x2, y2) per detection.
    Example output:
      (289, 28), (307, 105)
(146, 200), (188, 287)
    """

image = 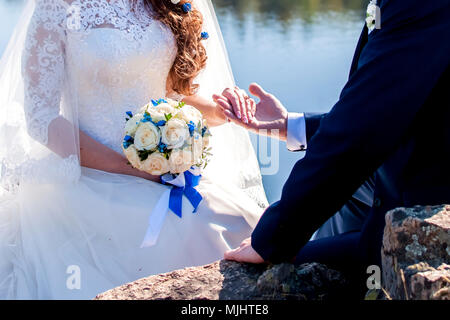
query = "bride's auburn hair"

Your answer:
(138, 0), (207, 96)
